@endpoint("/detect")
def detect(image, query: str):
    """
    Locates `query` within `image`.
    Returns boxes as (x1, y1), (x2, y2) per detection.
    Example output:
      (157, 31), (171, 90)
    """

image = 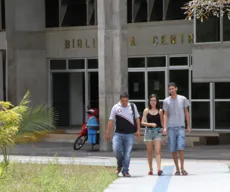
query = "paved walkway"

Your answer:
(0, 155), (229, 192)
(105, 159), (230, 192)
